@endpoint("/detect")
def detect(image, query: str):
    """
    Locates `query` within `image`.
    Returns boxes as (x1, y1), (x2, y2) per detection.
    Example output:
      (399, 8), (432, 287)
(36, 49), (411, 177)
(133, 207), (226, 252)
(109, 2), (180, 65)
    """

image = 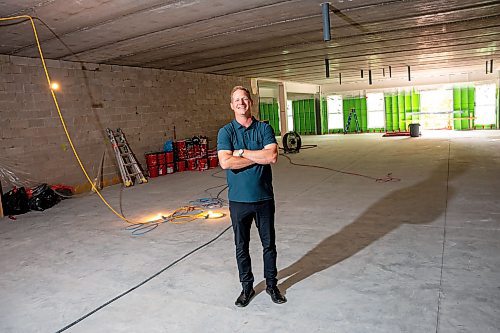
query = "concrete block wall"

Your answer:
(0, 55), (256, 192)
